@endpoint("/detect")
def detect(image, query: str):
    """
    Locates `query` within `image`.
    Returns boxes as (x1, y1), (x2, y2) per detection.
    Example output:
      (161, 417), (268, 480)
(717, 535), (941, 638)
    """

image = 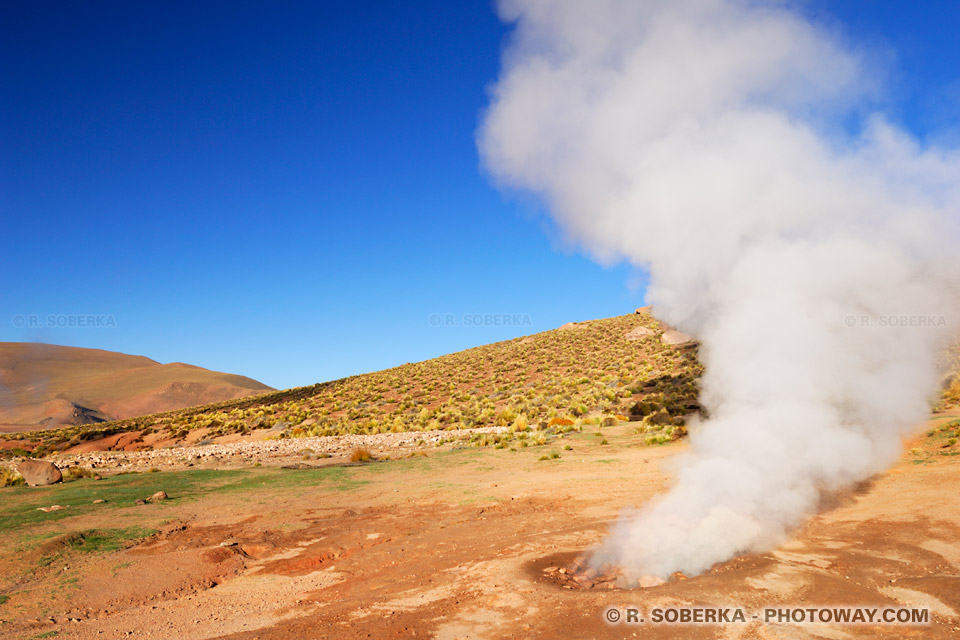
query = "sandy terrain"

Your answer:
(1, 409), (958, 639)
